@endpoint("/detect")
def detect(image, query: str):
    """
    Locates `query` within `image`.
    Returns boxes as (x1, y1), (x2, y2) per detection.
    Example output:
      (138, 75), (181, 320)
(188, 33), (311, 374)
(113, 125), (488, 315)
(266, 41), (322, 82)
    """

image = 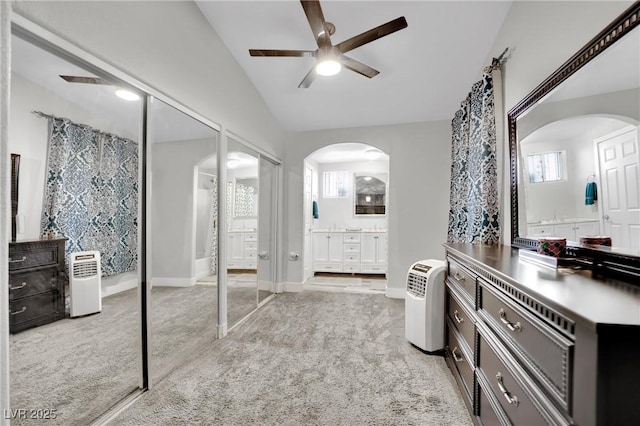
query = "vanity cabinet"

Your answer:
(312, 232), (344, 272)
(227, 231), (257, 269)
(311, 230), (387, 275)
(8, 239), (67, 333)
(527, 220), (599, 241)
(360, 232), (387, 274)
(444, 243), (640, 426)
